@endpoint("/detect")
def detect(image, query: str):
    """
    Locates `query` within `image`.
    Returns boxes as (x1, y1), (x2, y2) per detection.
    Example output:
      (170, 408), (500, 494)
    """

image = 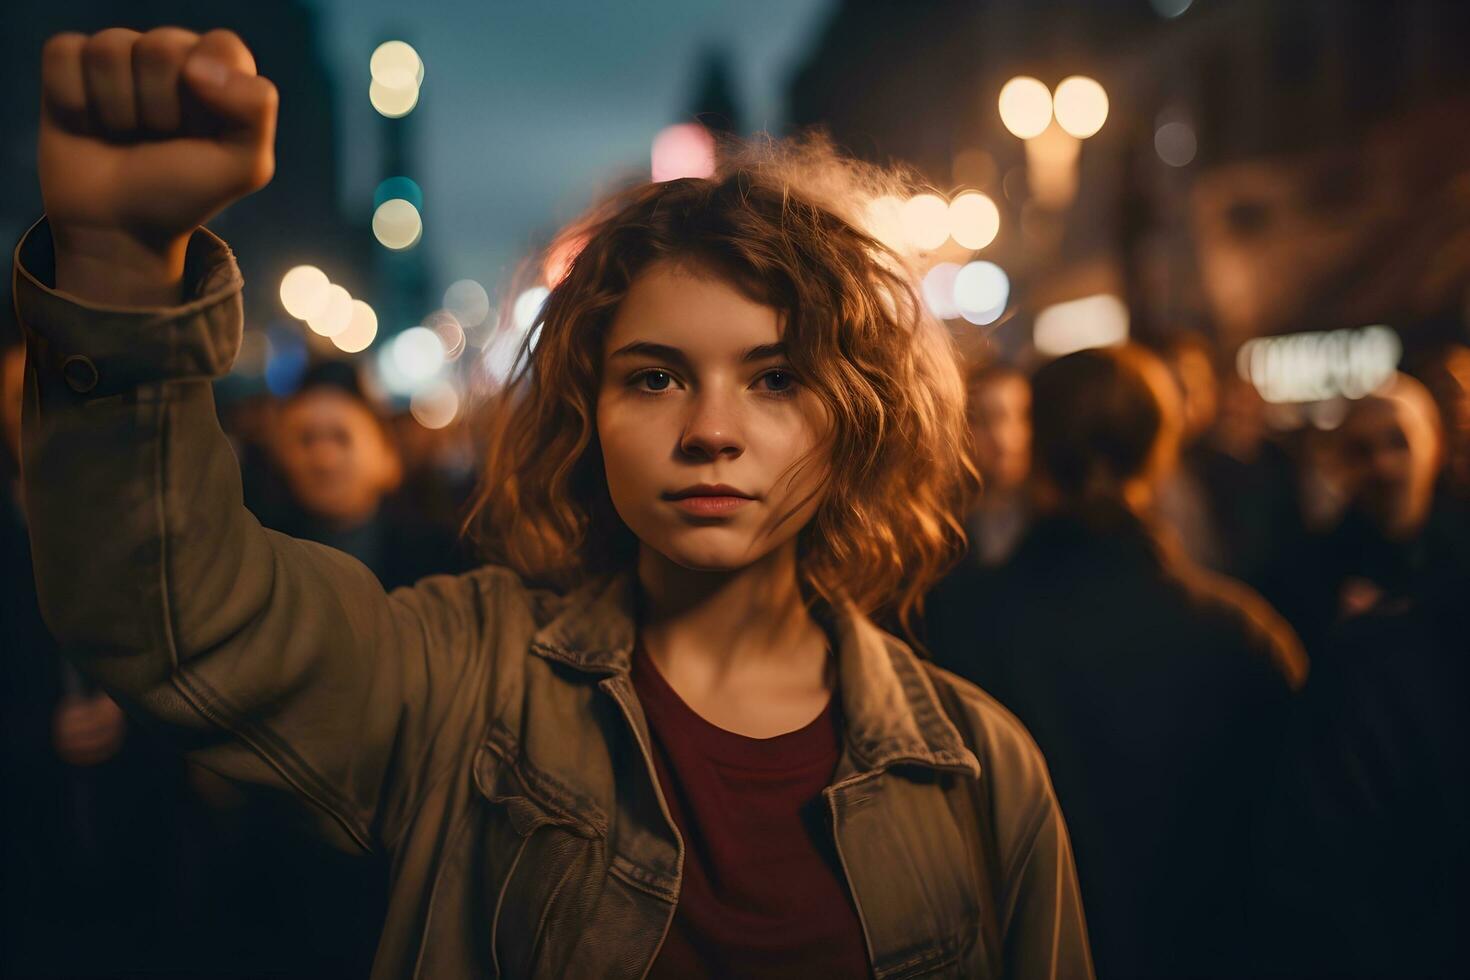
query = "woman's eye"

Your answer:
(759, 369), (798, 395)
(633, 370), (675, 392)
